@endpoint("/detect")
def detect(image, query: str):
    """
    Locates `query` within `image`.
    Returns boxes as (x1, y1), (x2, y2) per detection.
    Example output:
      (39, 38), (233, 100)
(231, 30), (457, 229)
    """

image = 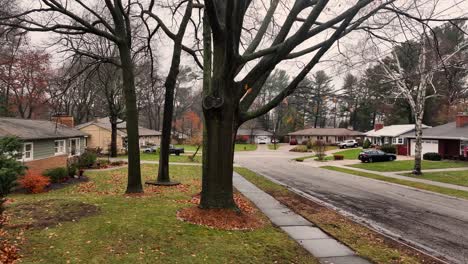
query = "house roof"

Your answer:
(0, 117), (88, 140)
(237, 128), (273, 136)
(365, 124), (429, 137)
(75, 117), (162, 137)
(400, 122), (468, 140)
(288, 128), (363, 136)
